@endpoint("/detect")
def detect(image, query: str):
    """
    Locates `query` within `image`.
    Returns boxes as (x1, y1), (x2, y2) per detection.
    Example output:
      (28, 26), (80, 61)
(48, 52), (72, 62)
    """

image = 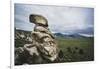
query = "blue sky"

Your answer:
(15, 4), (94, 35)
